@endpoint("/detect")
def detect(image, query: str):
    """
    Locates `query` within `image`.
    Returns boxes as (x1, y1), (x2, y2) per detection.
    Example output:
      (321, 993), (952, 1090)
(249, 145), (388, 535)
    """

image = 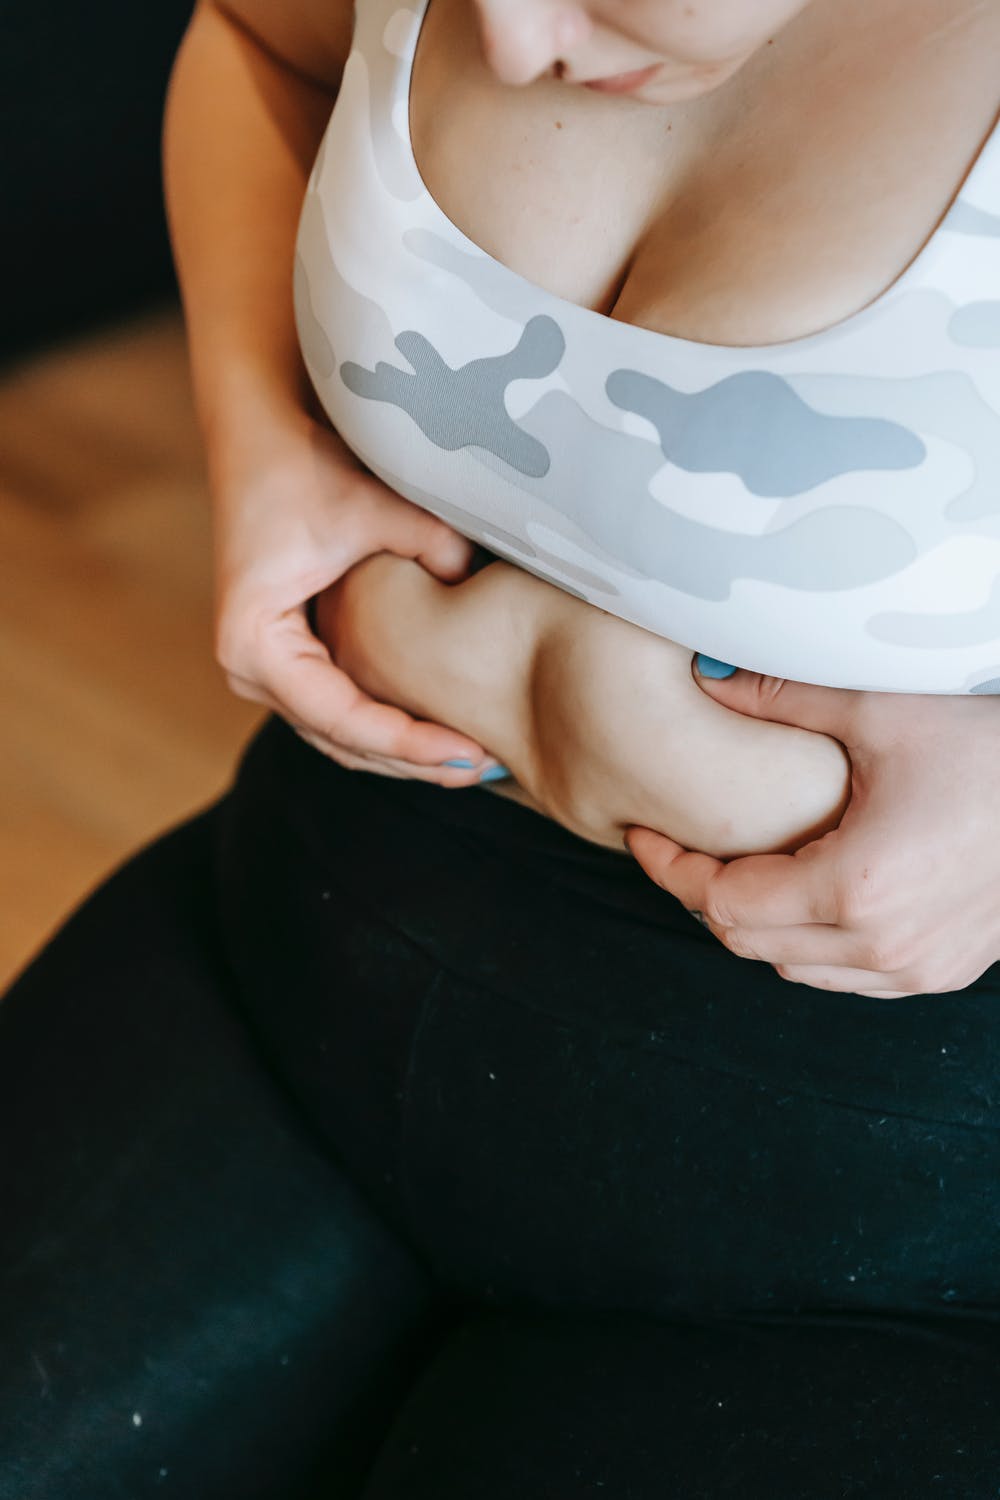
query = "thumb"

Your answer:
(691, 654), (860, 739)
(405, 510), (476, 584)
(359, 475), (476, 582)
